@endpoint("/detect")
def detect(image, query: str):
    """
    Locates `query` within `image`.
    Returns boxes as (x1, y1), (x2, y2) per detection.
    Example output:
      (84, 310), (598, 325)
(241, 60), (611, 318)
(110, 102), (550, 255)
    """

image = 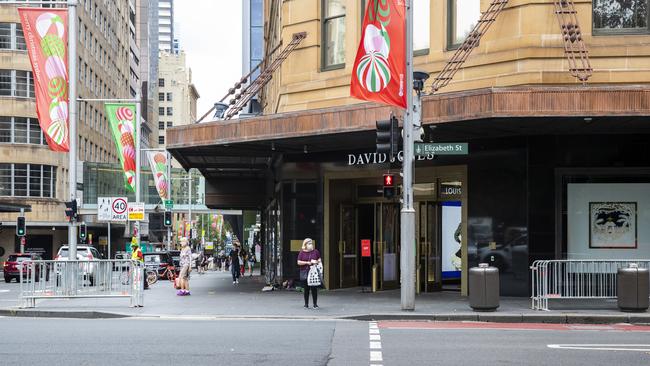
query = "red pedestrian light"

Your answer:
(383, 174), (394, 187)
